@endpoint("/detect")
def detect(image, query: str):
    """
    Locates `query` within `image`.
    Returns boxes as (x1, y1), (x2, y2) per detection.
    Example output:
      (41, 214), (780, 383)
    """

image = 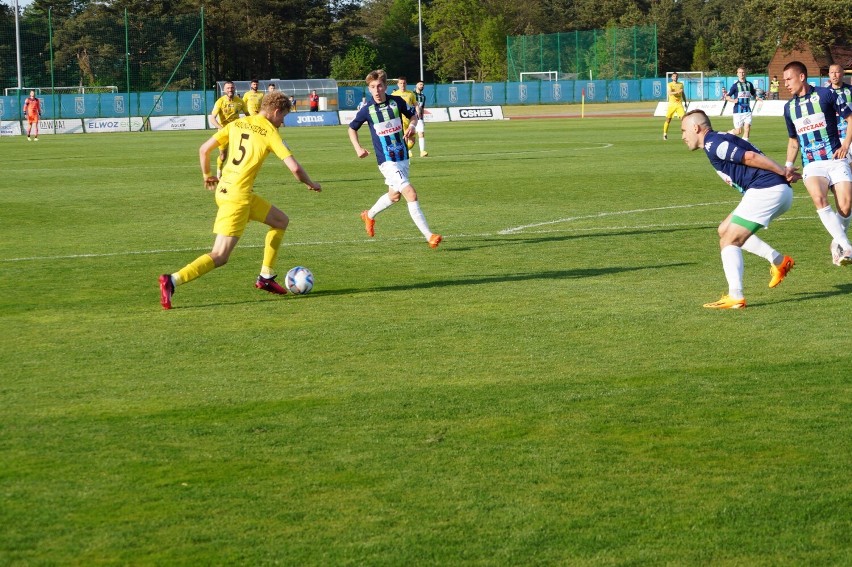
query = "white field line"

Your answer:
(0, 205), (817, 264)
